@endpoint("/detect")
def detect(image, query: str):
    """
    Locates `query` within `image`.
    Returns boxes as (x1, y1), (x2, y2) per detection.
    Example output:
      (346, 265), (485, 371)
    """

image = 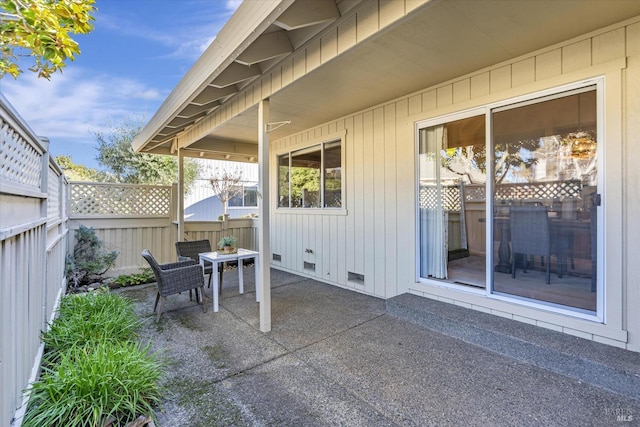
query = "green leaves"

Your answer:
(0, 0), (97, 79)
(94, 117), (200, 191)
(24, 292), (163, 427)
(24, 341), (162, 427)
(41, 291), (141, 358)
